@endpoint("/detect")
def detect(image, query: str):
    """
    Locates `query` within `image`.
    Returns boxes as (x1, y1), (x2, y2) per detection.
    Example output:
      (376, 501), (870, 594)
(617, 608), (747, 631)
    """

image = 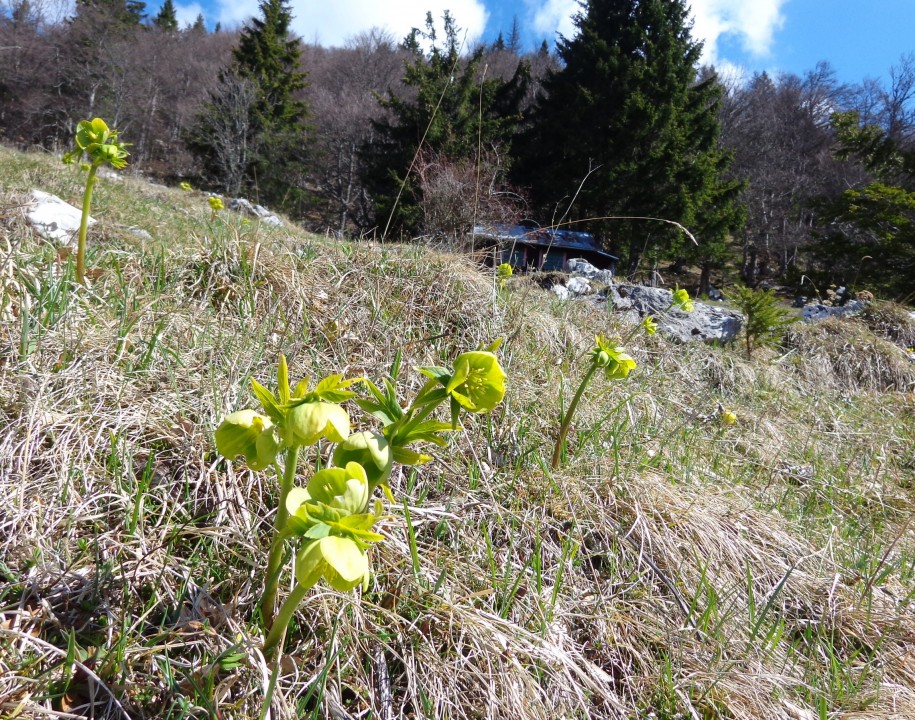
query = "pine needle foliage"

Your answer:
(361, 11), (528, 238)
(514, 0), (743, 275)
(728, 285), (796, 358)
